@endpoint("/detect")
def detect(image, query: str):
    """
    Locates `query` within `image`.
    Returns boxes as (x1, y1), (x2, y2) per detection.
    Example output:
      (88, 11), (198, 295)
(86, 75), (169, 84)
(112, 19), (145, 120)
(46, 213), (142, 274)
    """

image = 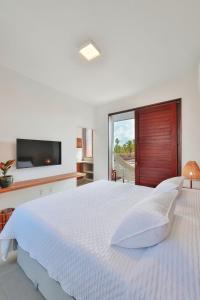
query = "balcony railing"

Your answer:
(113, 153), (135, 183)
